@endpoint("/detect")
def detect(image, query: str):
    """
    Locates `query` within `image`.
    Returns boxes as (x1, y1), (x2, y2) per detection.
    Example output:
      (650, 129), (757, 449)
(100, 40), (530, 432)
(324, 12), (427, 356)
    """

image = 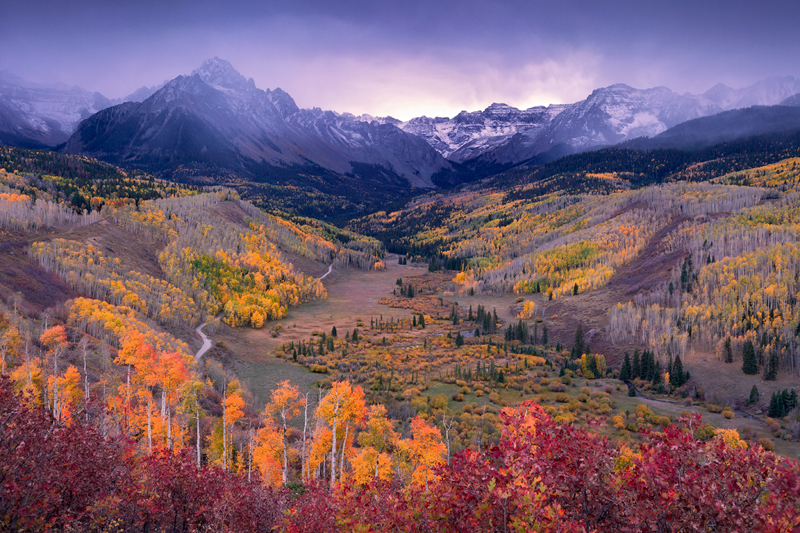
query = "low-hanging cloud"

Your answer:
(1, 0), (798, 119)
